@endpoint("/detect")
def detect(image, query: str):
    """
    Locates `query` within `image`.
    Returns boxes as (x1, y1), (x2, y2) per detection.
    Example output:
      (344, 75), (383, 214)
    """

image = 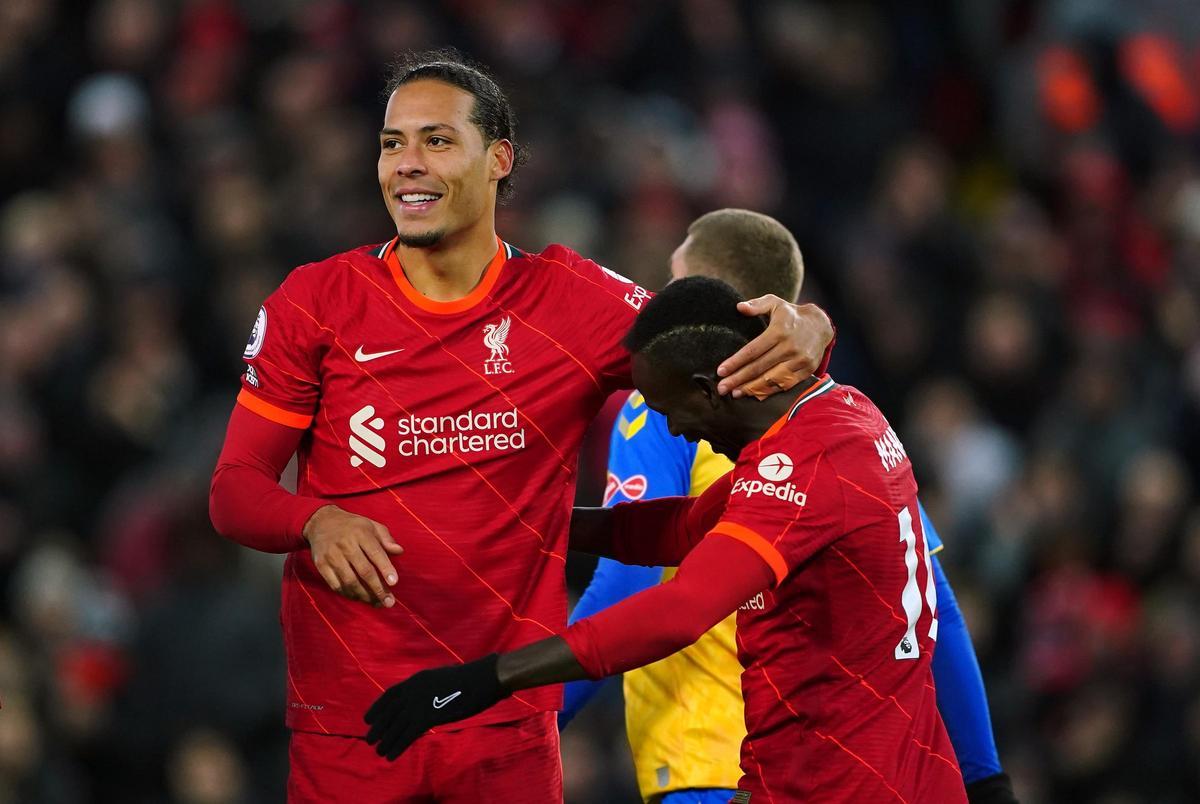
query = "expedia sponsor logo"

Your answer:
(731, 477), (807, 507)
(396, 407), (525, 456)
